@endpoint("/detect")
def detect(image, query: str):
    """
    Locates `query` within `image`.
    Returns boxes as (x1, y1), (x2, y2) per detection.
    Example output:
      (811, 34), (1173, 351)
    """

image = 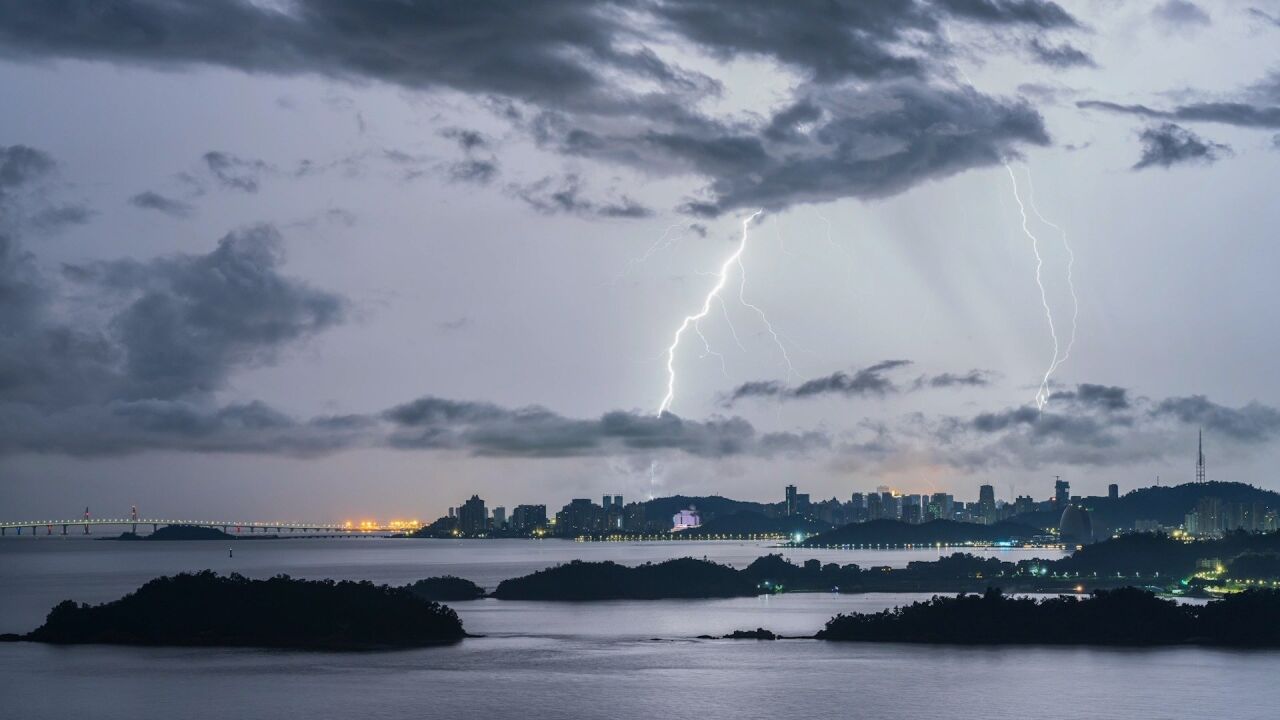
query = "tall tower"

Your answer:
(1196, 429), (1206, 484)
